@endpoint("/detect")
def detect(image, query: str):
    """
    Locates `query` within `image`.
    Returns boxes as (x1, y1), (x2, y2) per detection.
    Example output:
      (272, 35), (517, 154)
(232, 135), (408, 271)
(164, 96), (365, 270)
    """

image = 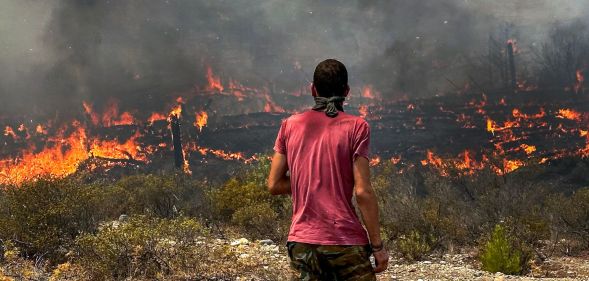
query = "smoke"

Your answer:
(1, 0), (588, 117)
